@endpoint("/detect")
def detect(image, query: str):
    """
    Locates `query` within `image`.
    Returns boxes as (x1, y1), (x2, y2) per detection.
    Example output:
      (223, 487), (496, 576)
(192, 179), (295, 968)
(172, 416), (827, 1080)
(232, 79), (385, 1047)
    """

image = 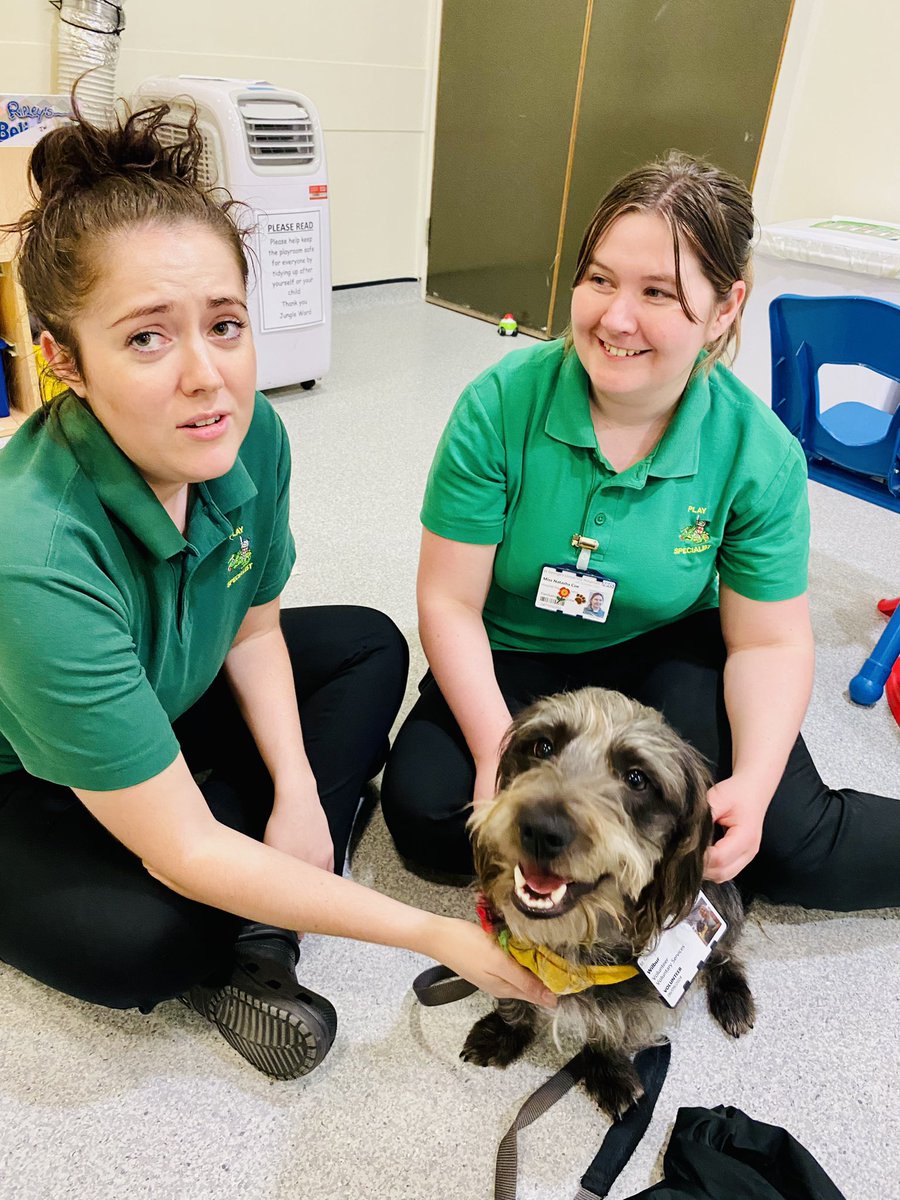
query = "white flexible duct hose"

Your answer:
(52, 1), (127, 126)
